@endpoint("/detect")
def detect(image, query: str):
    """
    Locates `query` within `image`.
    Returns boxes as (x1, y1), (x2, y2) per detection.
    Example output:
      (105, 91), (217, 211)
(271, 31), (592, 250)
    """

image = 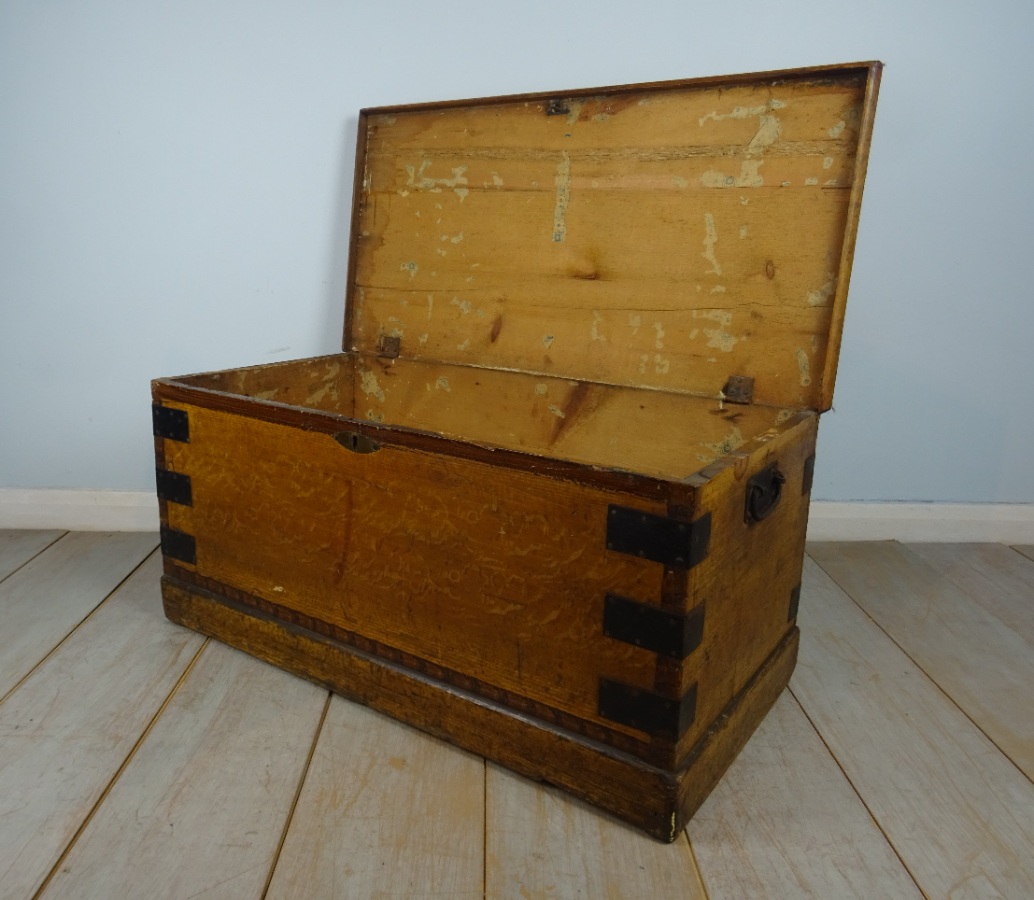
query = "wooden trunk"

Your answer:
(152, 62), (881, 841)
